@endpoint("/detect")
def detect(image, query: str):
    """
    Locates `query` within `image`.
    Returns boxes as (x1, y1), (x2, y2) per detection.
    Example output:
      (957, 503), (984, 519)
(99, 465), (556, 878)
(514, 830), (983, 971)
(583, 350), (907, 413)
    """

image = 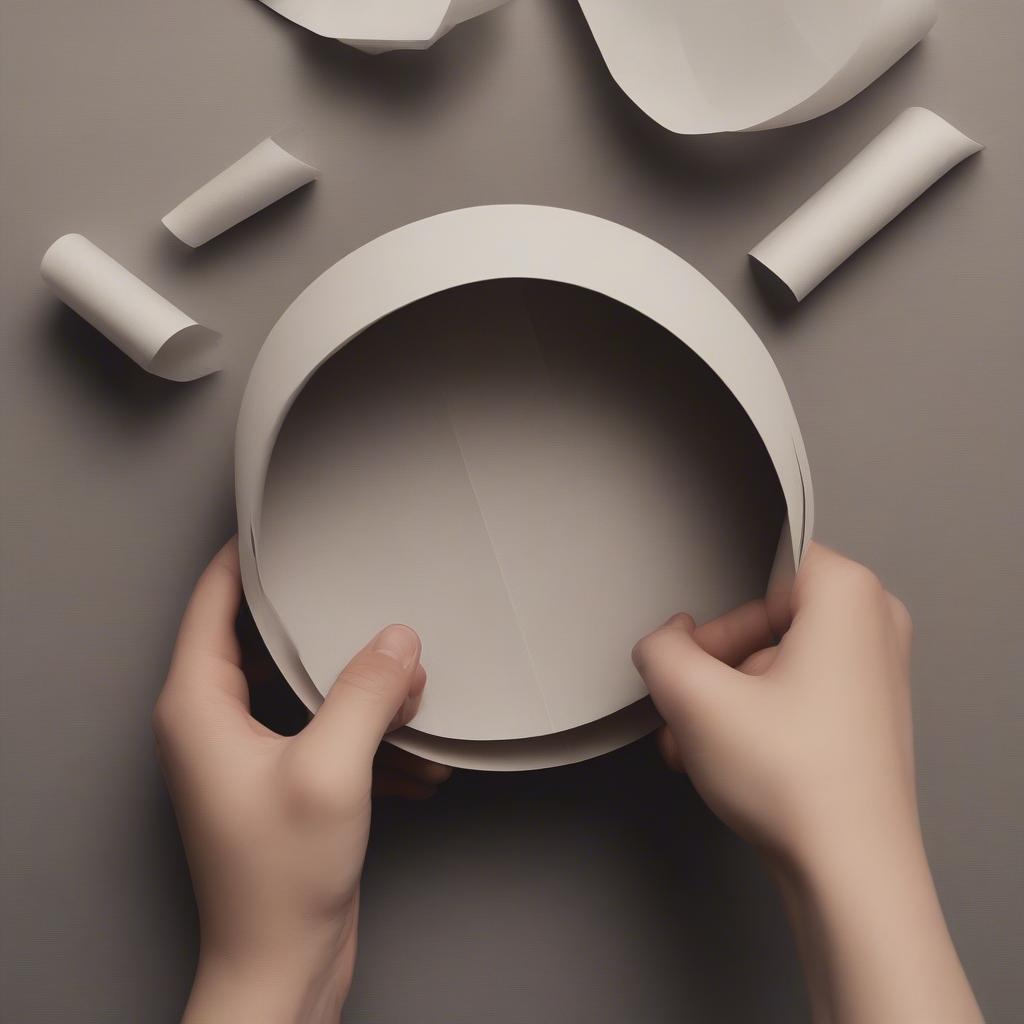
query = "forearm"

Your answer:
(776, 828), (982, 1024)
(182, 944), (353, 1024)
